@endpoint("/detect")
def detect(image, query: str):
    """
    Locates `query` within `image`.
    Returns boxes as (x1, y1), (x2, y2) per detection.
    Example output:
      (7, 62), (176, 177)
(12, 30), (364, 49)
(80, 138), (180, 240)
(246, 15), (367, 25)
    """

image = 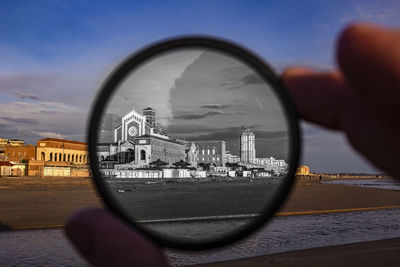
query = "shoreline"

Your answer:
(191, 237), (400, 267)
(0, 175), (399, 229)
